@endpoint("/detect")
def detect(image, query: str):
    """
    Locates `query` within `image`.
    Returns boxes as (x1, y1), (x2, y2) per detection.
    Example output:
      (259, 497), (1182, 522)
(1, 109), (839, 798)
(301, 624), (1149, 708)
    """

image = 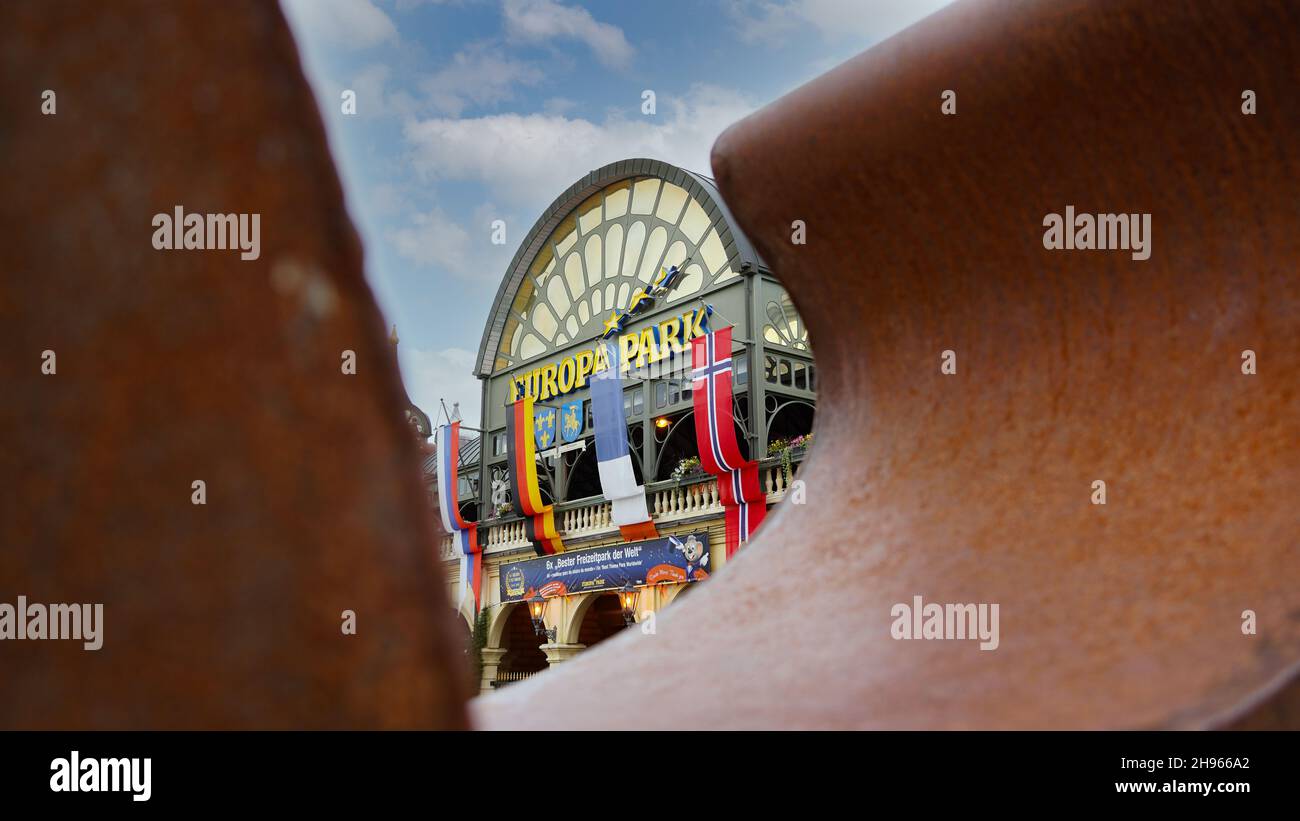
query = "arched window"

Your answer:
(492, 175), (742, 373)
